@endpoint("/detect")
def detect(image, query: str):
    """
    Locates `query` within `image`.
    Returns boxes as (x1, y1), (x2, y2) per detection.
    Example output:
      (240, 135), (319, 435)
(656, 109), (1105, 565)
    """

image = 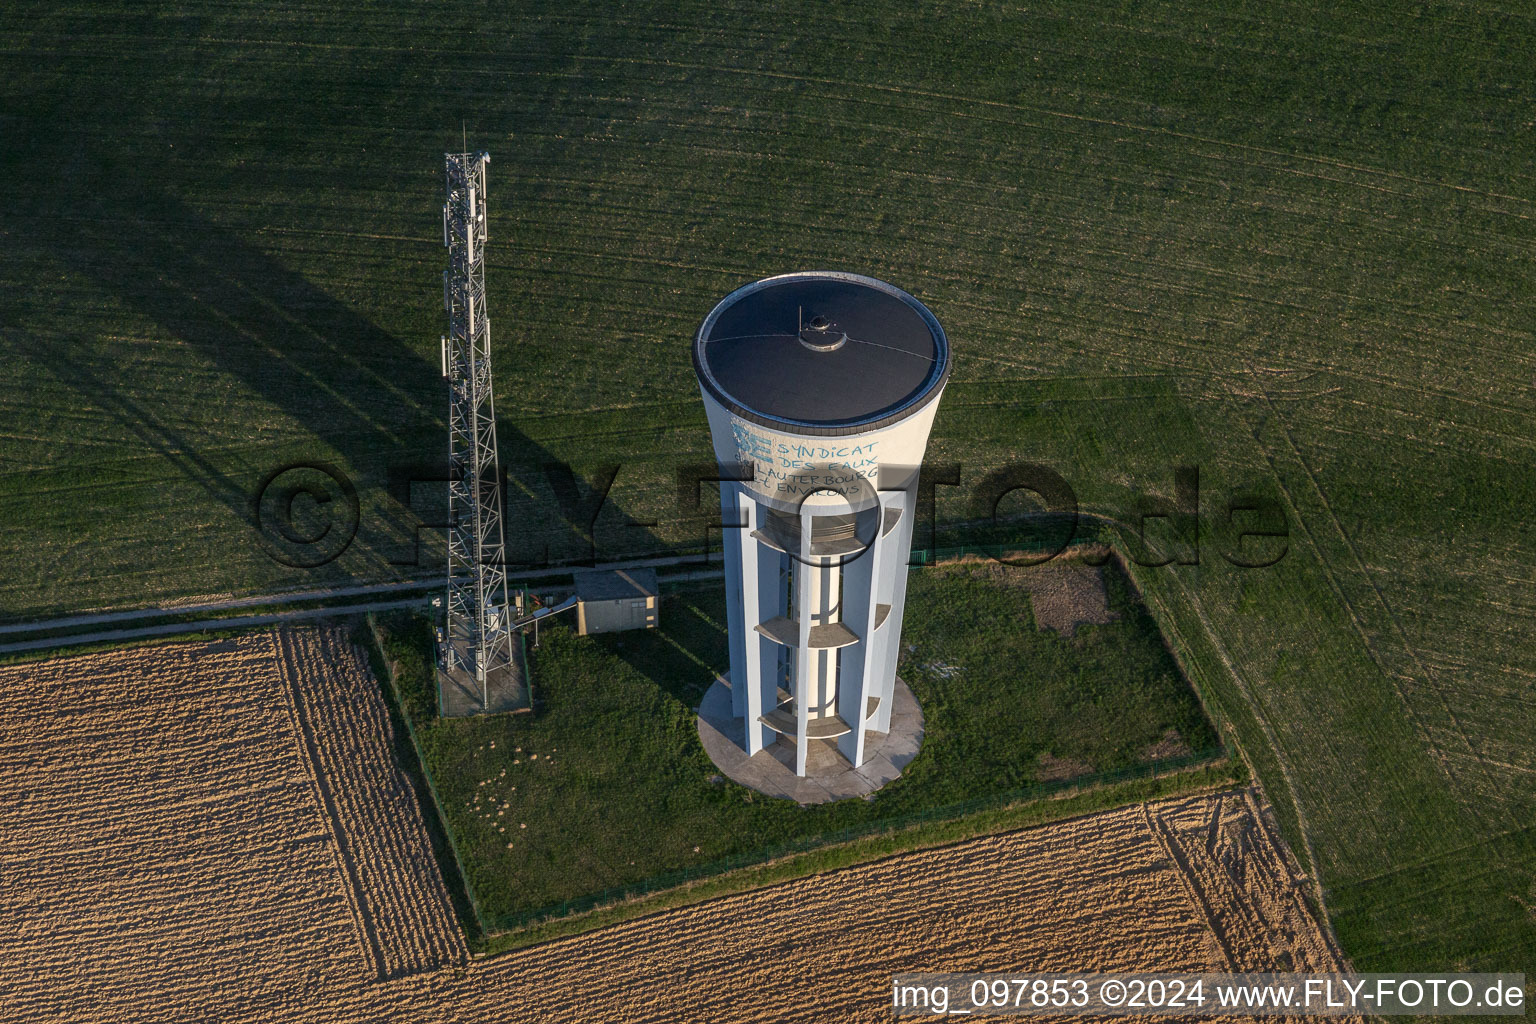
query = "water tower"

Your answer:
(694, 272), (950, 777)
